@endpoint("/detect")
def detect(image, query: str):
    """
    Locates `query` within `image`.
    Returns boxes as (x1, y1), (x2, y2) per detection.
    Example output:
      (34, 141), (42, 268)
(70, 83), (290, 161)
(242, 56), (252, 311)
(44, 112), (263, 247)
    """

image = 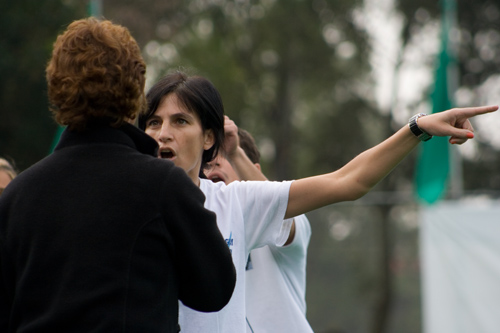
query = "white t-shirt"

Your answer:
(178, 179), (293, 333)
(245, 214), (313, 333)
